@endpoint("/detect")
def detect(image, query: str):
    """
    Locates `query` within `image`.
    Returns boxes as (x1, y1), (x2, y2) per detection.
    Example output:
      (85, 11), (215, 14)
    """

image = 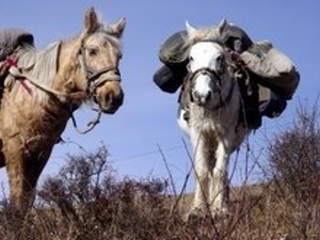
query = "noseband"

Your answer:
(188, 67), (222, 90)
(187, 65), (234, 109)
(79, 36), (121, 96)
(187, 66), (222, 103)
